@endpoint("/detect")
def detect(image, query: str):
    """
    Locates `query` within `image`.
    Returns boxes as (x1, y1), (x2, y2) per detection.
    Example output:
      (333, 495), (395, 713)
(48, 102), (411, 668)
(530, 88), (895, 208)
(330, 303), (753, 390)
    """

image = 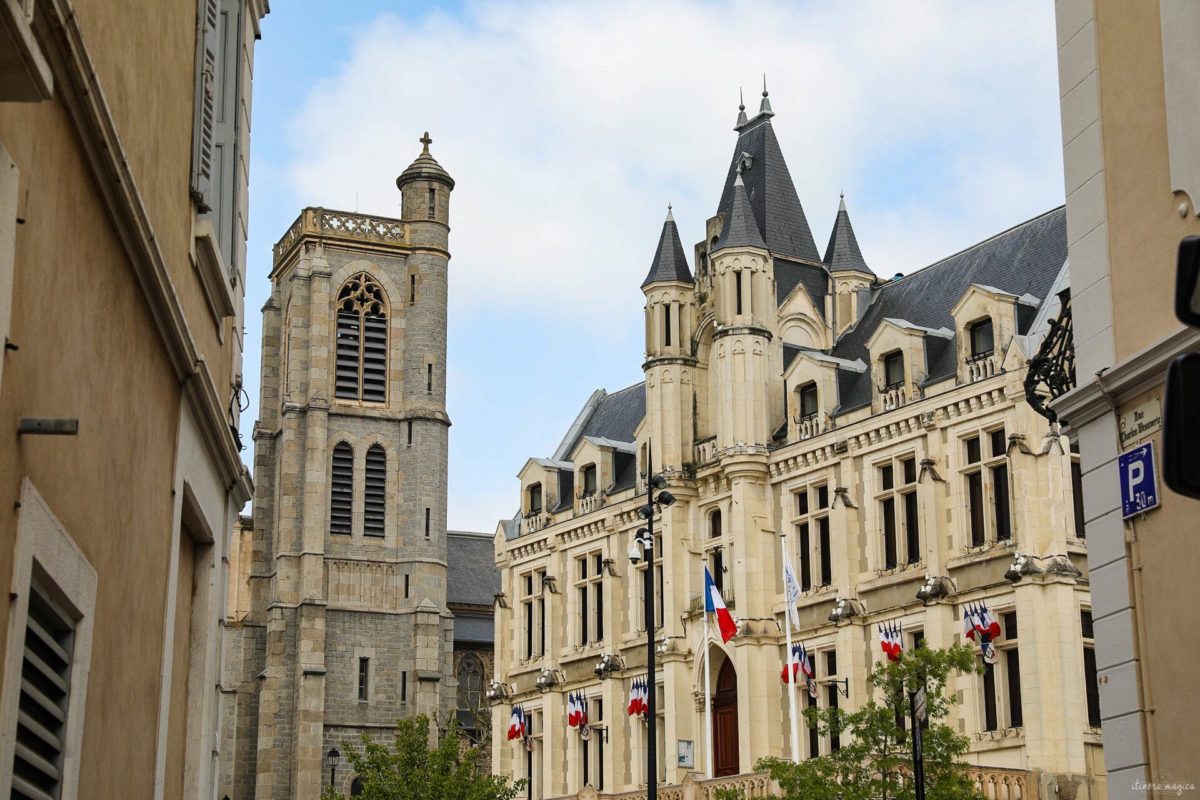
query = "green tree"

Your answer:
(757, 643), (985, 800)
(321, 715), (524, 800)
